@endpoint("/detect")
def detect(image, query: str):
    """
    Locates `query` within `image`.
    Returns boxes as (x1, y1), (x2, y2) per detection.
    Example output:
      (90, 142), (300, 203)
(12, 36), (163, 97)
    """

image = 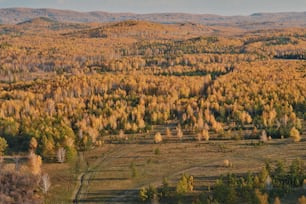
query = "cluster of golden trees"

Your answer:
(0, 20), (305, 161)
